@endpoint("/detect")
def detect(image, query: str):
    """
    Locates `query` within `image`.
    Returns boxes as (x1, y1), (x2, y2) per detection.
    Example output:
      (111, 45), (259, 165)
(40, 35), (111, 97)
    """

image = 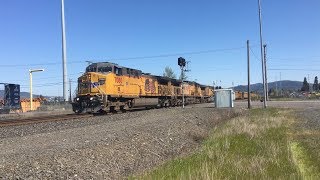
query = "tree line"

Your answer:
(301, 76), (319, 92)
(163, 66), (222, 89)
